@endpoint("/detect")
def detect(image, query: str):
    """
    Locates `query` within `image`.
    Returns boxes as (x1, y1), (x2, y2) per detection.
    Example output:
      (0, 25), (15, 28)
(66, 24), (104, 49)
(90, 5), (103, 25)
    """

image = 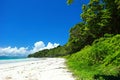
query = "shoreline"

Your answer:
(0, 58), (44, 64)
(0, 58), (75, 80)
